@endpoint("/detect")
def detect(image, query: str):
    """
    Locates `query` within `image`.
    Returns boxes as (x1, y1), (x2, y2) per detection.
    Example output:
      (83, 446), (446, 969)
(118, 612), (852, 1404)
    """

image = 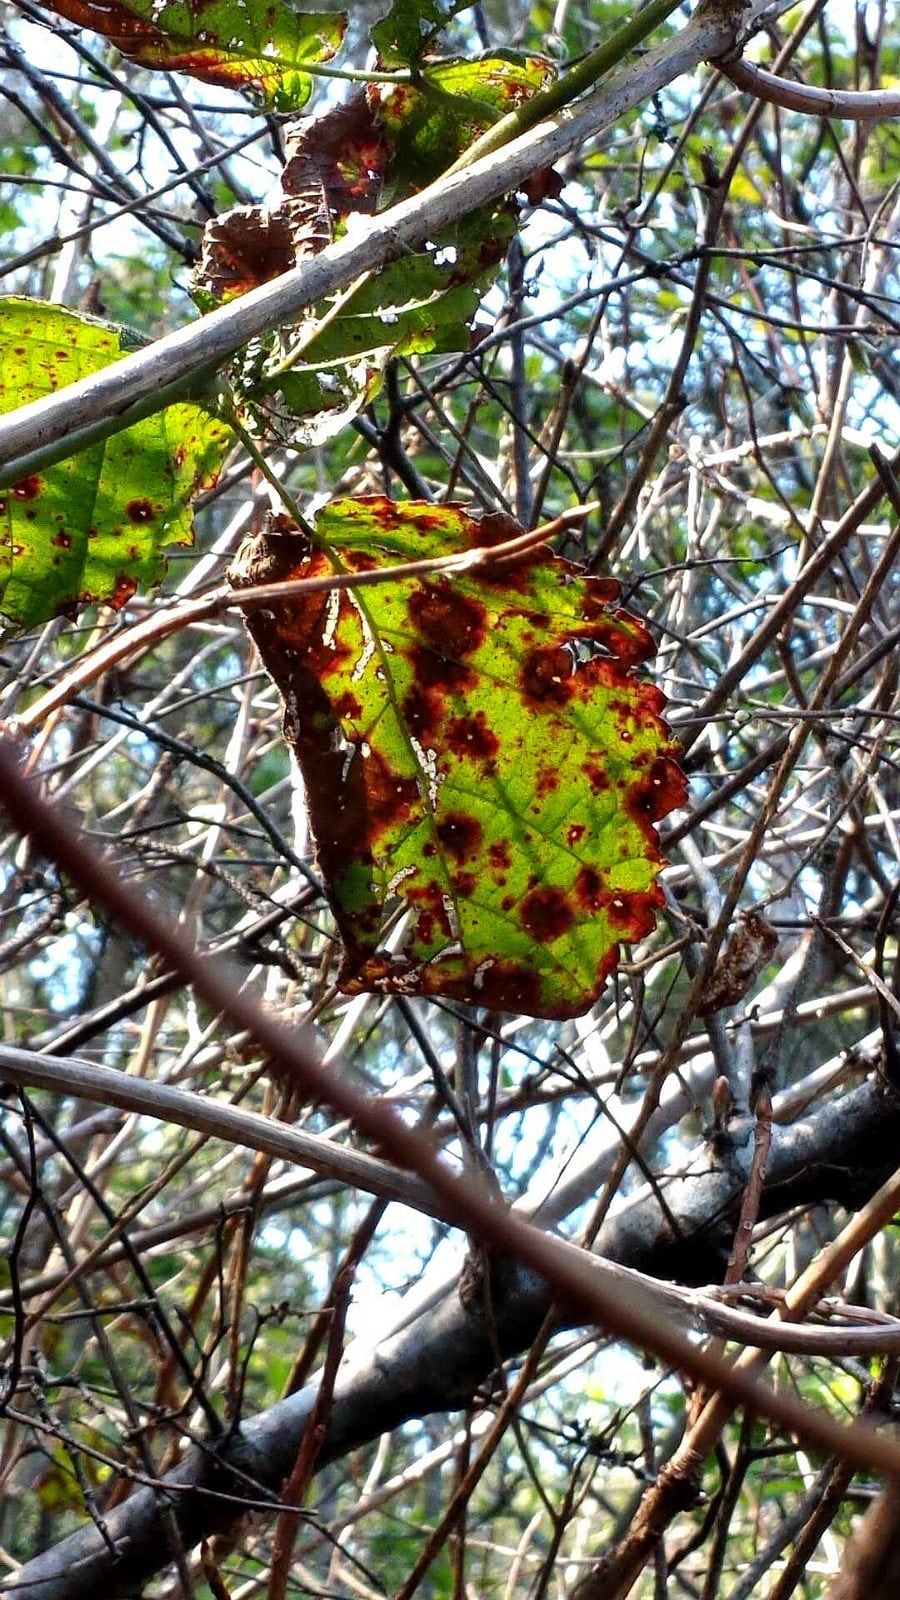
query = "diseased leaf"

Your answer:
(36, 0), (345, 109)
(229, 498), (686, 1020)
(376, 54), (556, 190)
(0, 299), (230, 632)
(372, 0), (473, 67)
(196, 55), (556, 444)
